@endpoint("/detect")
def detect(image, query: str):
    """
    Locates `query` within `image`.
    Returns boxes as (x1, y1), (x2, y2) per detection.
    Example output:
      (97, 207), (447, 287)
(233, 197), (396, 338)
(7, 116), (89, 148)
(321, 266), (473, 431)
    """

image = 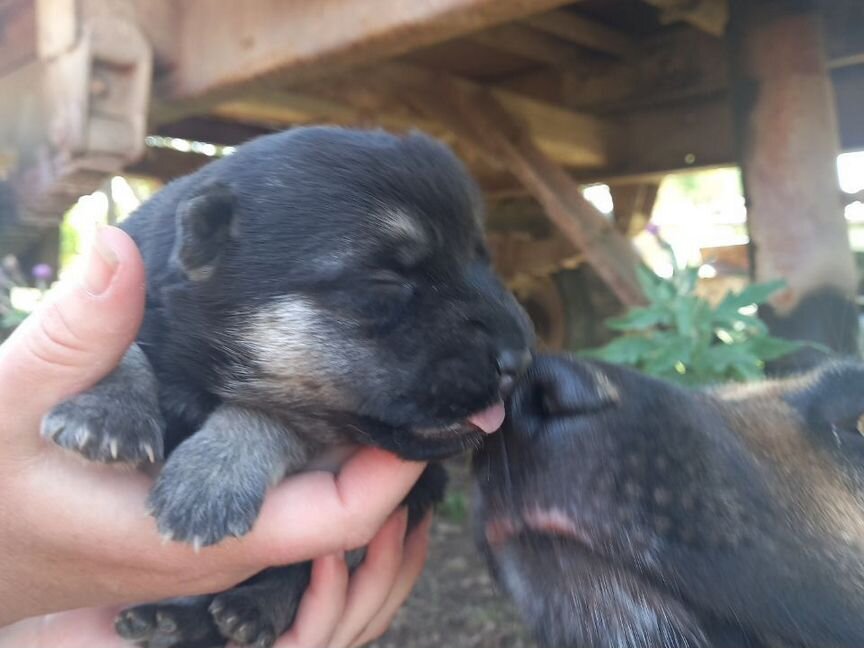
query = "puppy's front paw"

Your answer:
(41, 390), (164, 465)
(148, 445), (267, 547)
(210, 590), (281, 648)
